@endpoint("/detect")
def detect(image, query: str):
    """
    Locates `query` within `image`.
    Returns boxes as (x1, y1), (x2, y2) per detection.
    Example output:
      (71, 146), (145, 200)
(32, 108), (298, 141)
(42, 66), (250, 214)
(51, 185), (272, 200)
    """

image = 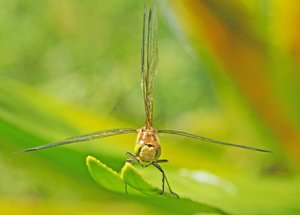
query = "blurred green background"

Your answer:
(1, 0), (300, 214)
